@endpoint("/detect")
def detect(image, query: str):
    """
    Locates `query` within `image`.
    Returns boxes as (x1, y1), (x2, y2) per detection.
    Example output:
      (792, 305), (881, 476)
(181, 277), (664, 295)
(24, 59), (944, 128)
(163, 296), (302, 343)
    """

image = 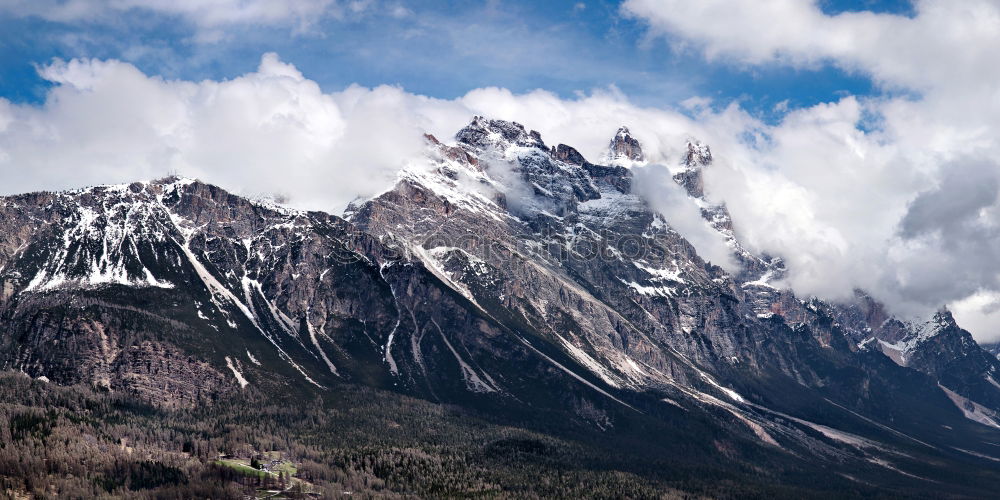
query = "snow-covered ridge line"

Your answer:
(13, 175), (314, 295)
